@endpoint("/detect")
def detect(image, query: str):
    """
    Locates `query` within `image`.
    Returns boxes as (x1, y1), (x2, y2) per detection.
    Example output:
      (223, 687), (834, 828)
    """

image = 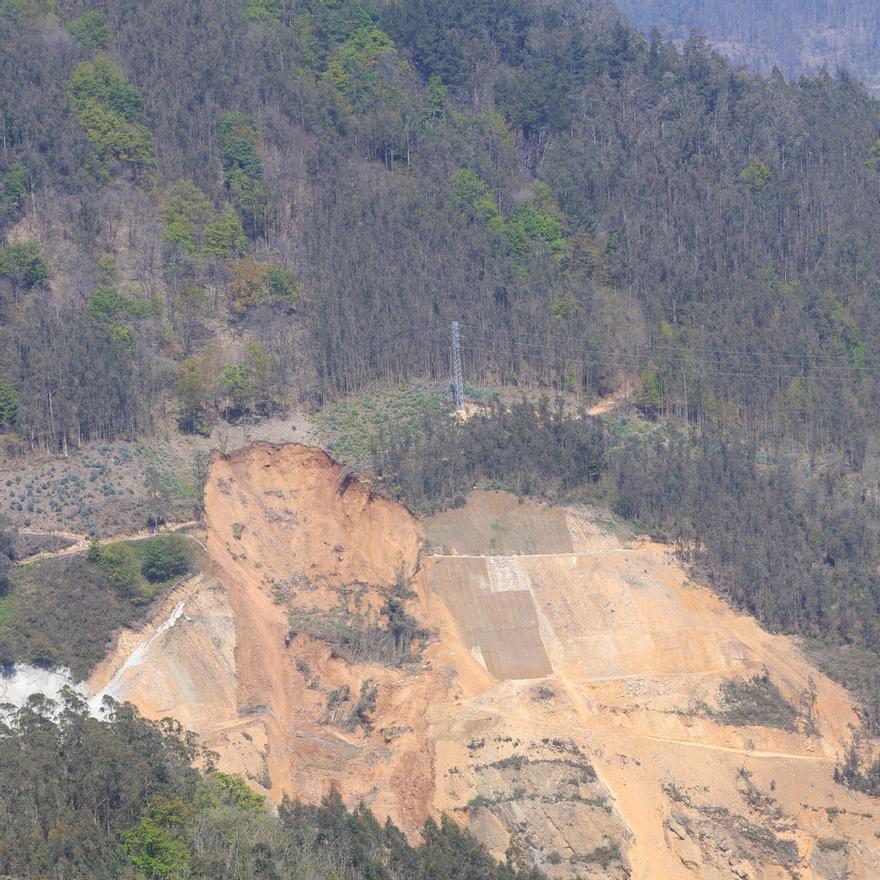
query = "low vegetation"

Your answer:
(318, 386), (448, 466)
(834, 728), (880, 796)
(713, 673), (798, 731)
(288, 583), (429, 667)
(0, 690), (543, 880)
(0, 442), (202, 535)
(0, 534), (194, 678)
